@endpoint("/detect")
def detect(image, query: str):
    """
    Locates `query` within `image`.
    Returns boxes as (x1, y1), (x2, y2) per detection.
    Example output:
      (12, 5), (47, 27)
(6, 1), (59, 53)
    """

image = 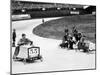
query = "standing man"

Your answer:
(42, 18), (45, 24)
(12, 29), (16, 47)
